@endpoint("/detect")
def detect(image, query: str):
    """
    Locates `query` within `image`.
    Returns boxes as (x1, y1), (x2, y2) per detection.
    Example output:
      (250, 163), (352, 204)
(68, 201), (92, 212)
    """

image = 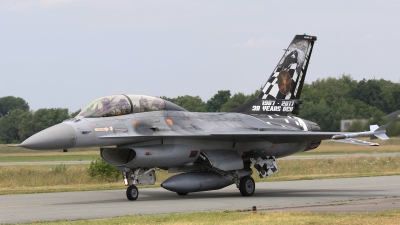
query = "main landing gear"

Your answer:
(123, 167), (255, 200)
(239, 176), (255, 196)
